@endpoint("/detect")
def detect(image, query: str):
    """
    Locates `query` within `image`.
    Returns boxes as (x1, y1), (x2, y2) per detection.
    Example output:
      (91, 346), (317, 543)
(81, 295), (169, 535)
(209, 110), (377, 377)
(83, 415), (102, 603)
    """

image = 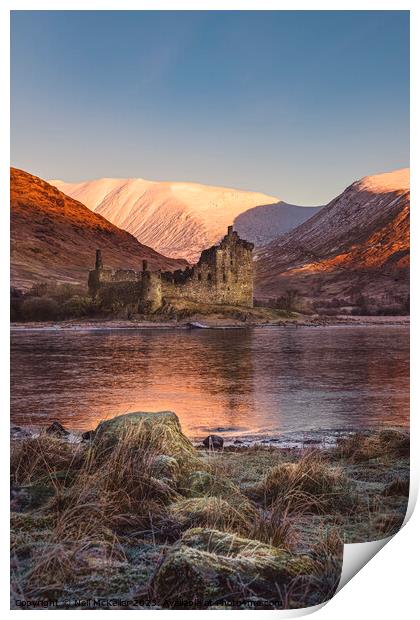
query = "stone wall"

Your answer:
(88, 227), (254, 312)
(161, 227), (254, 306)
